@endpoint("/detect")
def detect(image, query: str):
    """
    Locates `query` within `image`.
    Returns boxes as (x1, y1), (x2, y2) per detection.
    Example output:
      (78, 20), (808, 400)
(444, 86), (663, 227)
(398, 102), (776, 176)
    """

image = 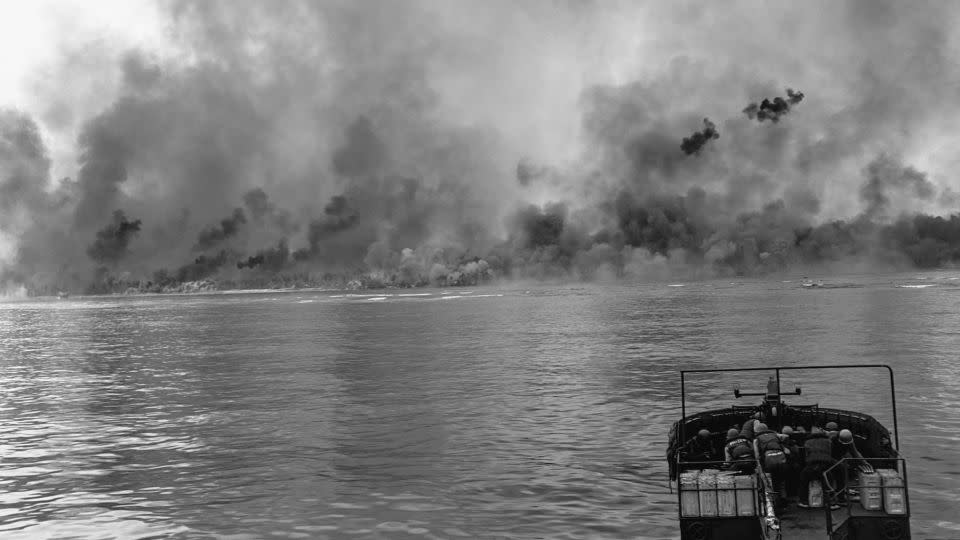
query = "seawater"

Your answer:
(1, 272), (959, 539)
